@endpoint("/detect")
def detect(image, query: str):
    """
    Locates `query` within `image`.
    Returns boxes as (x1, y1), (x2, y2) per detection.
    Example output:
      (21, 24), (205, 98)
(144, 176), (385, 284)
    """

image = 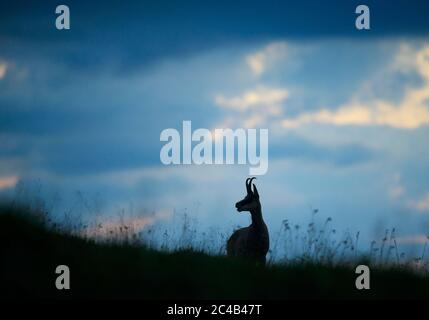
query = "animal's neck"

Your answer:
(250, 205), (264, 227)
